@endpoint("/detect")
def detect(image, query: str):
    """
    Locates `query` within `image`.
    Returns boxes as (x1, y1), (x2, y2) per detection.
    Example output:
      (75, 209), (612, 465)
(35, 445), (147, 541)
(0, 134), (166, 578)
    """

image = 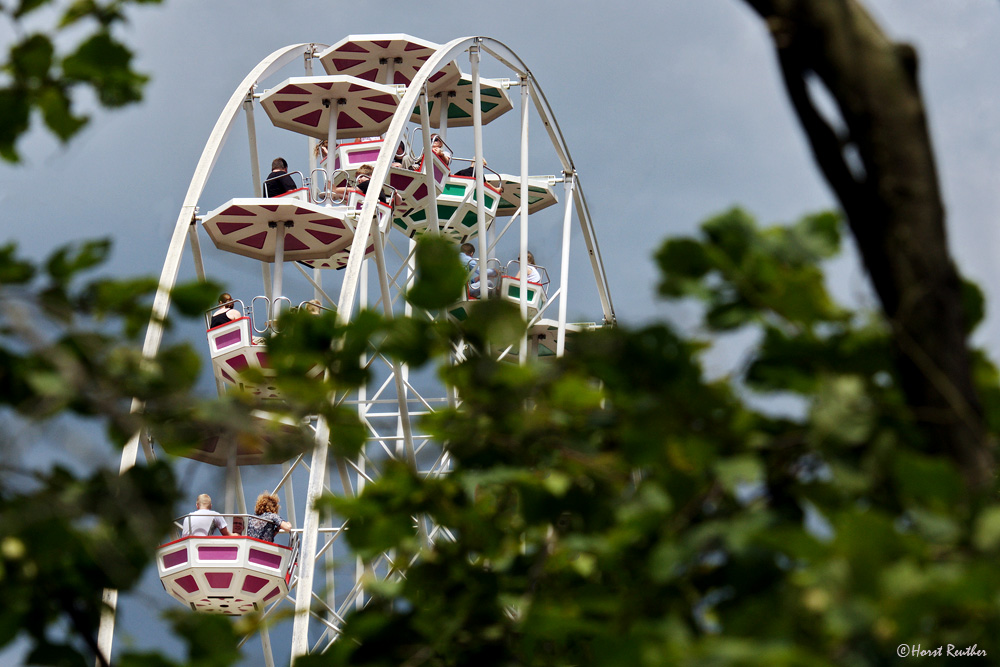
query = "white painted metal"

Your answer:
(519, 75), (530, 364)
(245, 94), (263, 198)
(557, 175), (577, 357)
(291, 404), (331, 660)
(305, 46), (318, 204)
(187, 223), (206, 282)
(273, 222), (286, 315)
(325, 98), (339, 192)
(572, 183), (615, 324)
(418, 86), (439, 235)
(385, 57), (396, 87)
(471, 45), (488, 306)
